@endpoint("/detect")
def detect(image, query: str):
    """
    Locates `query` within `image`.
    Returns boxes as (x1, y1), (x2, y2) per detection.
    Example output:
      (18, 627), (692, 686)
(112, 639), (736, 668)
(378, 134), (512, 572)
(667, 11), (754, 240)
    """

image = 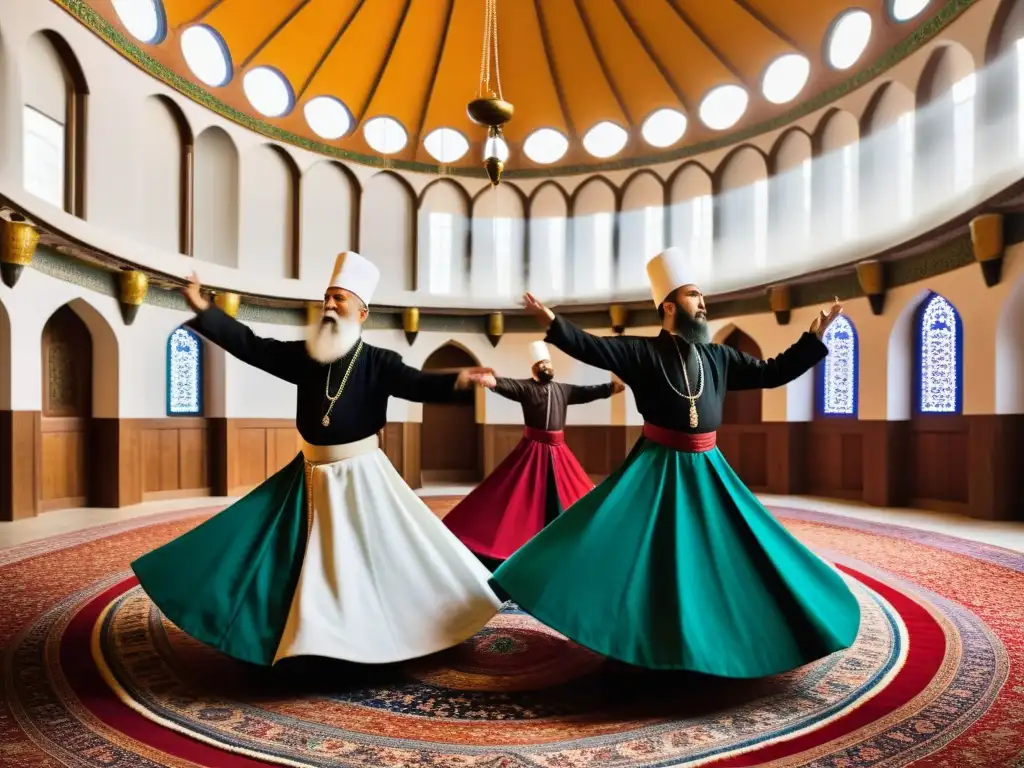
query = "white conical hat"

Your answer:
(329, 251), (380, 306)
(646, 247), (688, 307)
(529, 340), (550, 364)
